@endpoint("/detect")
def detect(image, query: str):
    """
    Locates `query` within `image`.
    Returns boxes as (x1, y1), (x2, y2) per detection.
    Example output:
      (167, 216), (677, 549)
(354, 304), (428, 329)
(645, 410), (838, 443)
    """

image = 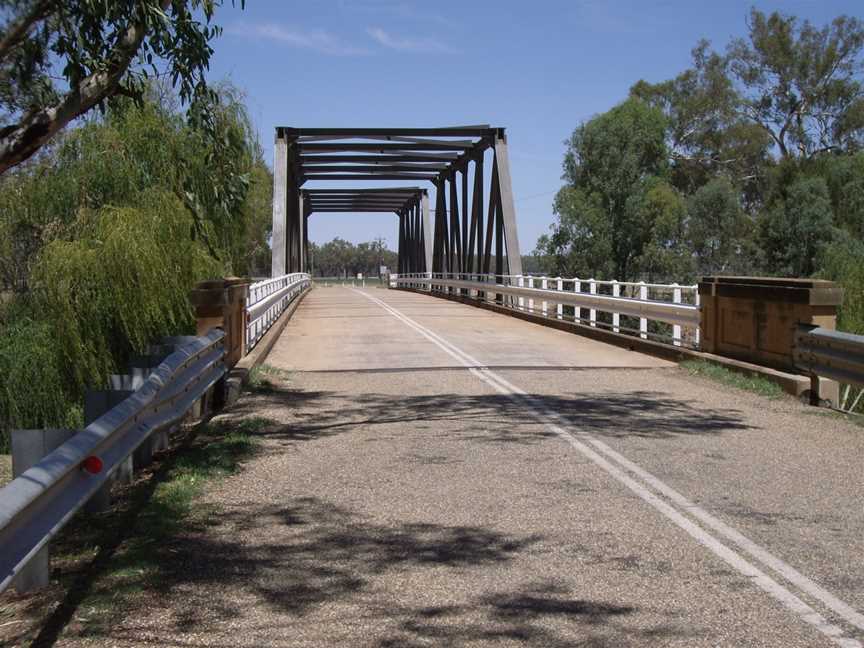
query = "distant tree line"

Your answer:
(309, 238), (397, 277)
(535, 9), (864, 337)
